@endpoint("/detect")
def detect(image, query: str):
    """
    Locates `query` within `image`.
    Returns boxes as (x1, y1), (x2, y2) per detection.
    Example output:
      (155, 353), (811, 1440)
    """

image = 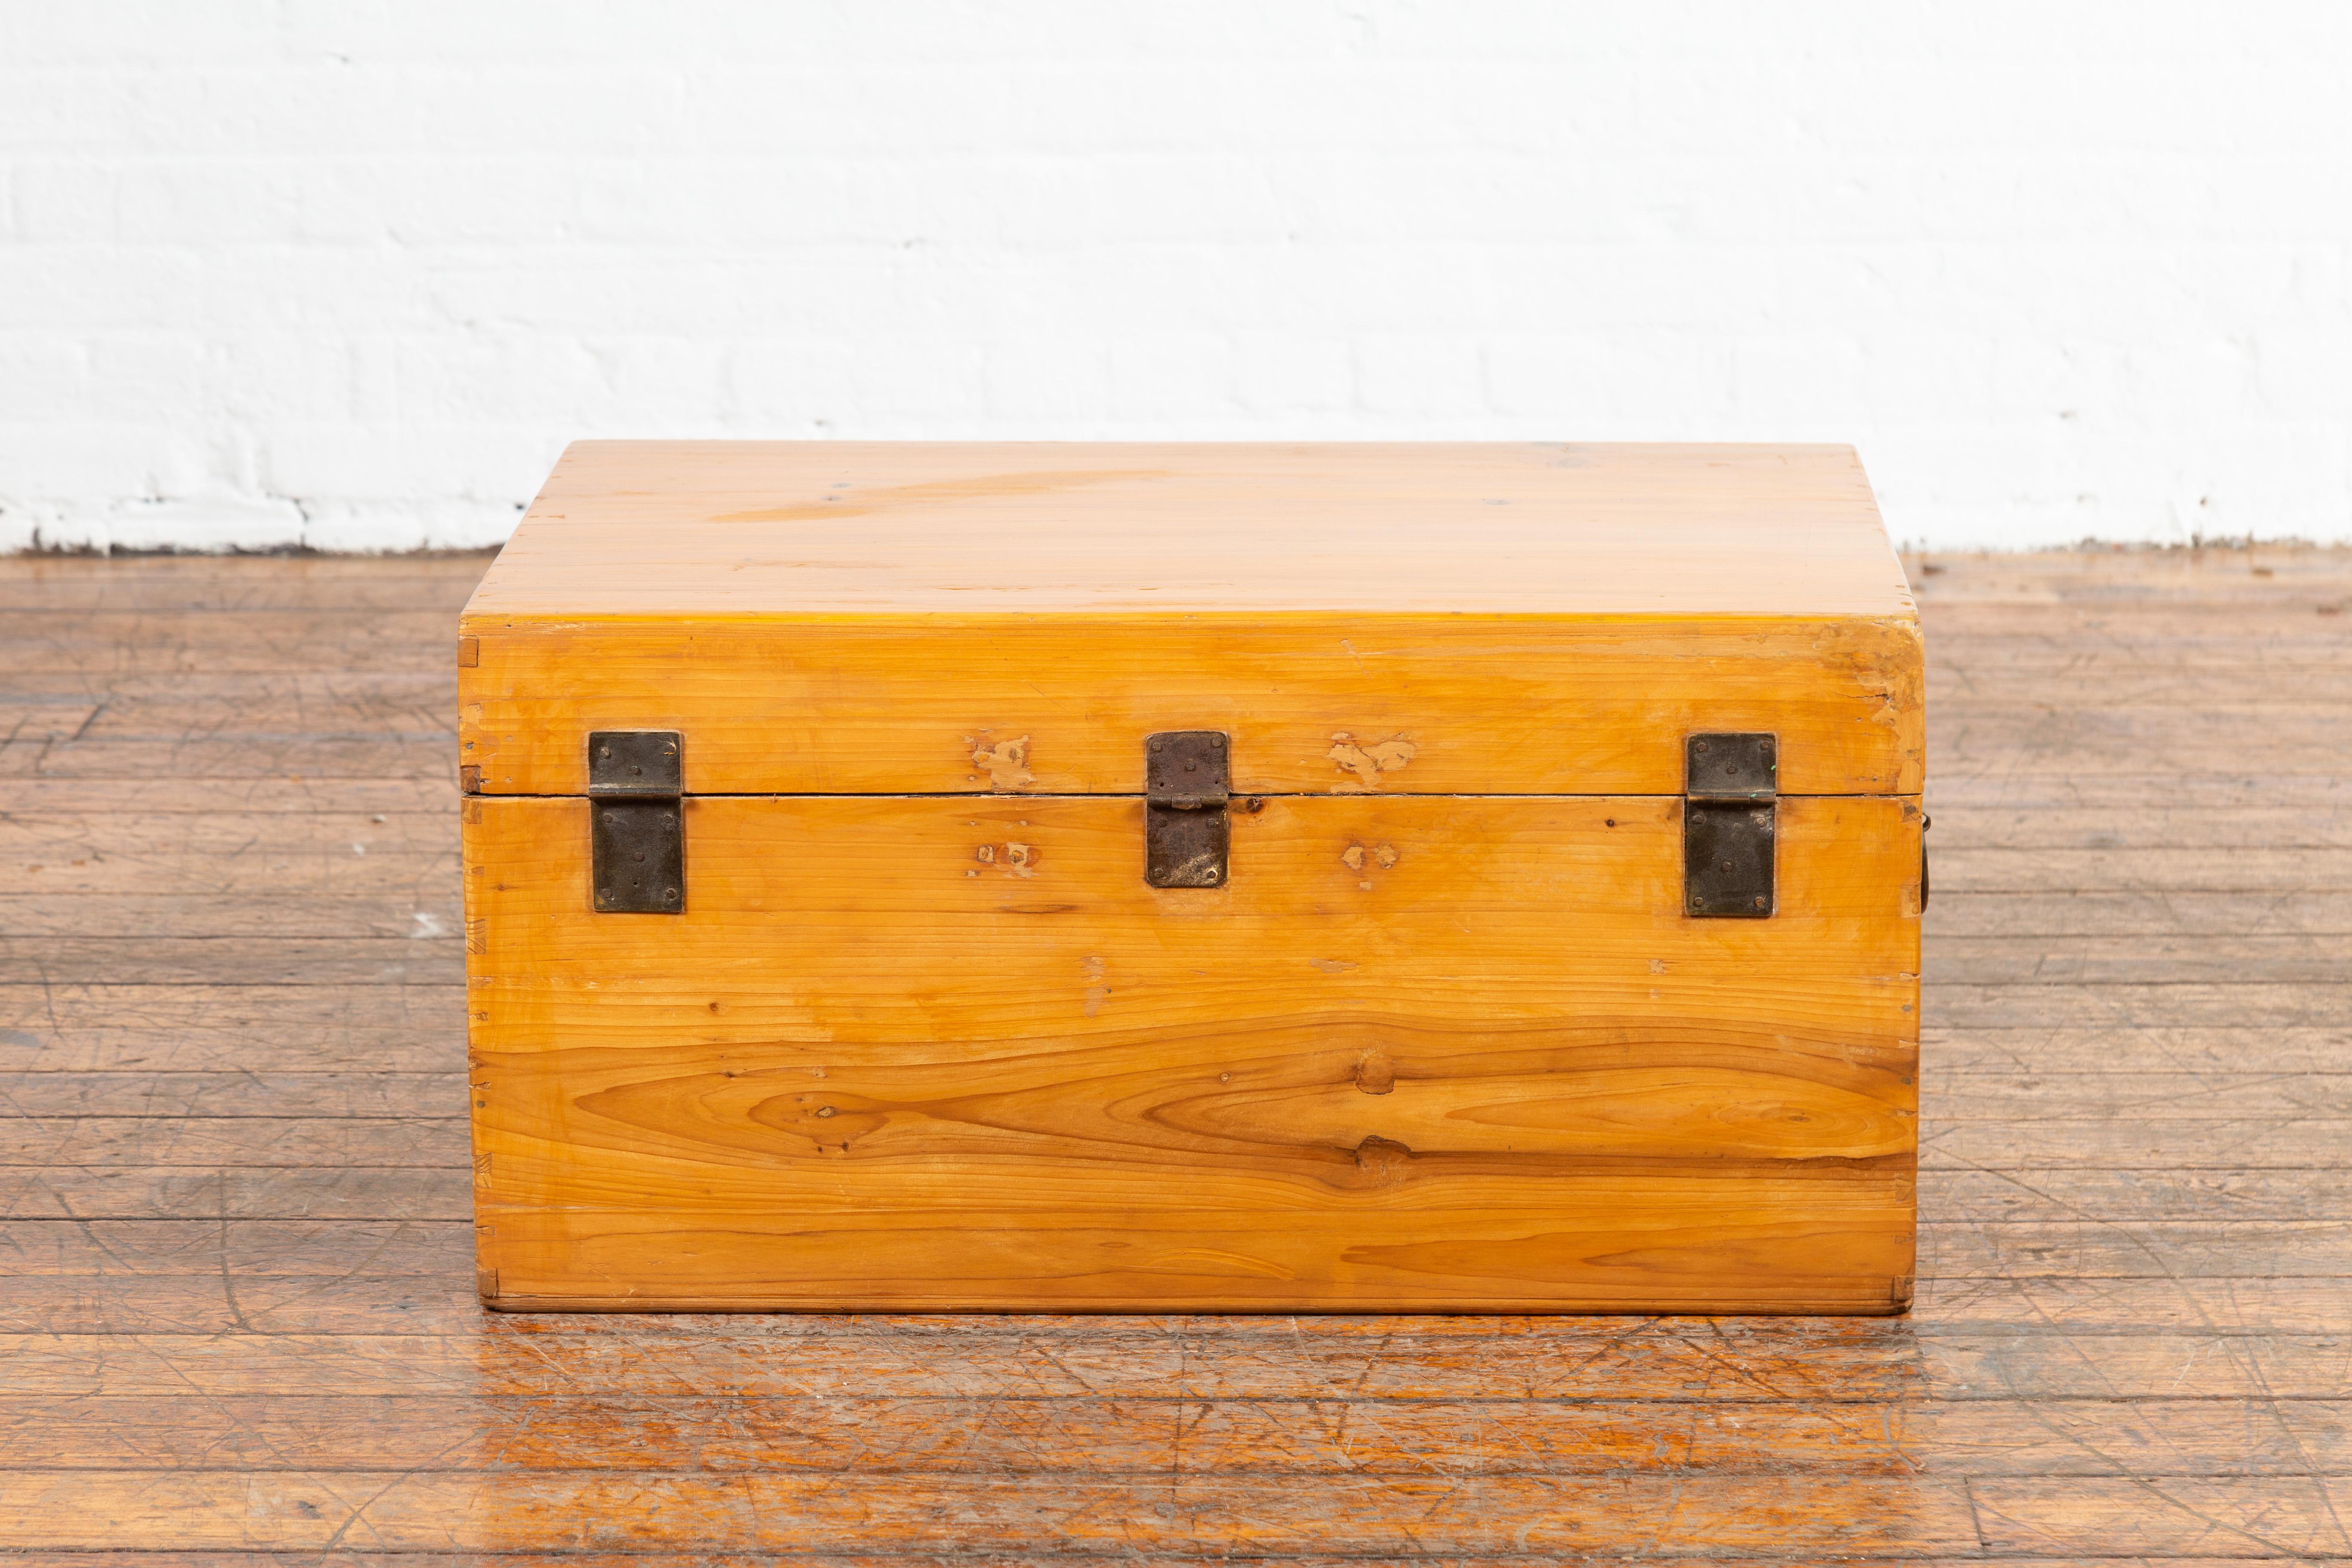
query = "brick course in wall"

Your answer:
(2, 1), (2347, 551)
